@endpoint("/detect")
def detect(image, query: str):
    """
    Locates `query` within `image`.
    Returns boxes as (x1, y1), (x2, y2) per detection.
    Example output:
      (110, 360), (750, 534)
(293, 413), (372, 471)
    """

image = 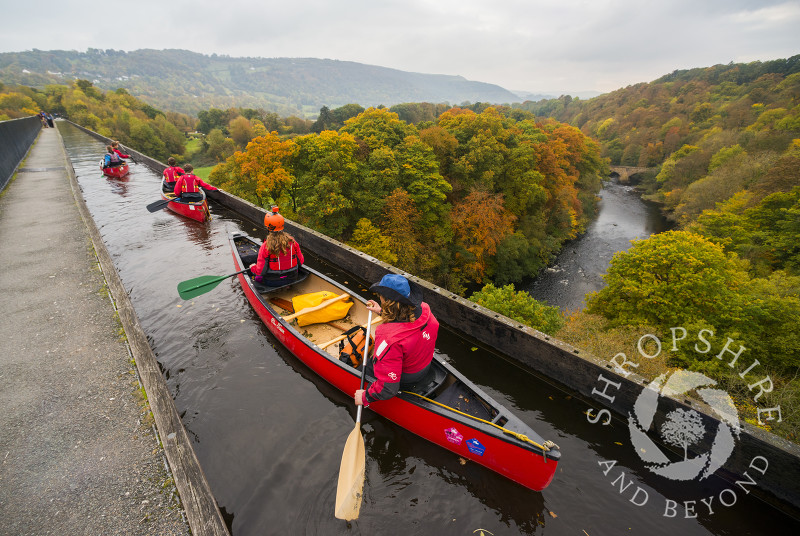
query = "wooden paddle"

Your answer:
(283, 293), (350, 322)
(146, 198), (173, 212)
(176, 269), (249, 300)
(334, 309), (373, 520)
(319, 316), (383, 349)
